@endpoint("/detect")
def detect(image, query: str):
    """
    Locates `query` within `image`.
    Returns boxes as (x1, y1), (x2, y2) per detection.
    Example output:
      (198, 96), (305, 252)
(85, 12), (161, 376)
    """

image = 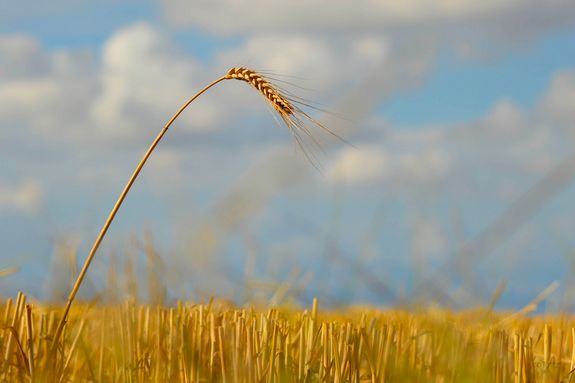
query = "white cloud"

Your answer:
(452, 71), (575, 177)
(0, 24), (236, 149)
(326, 67), (575, 195)
(0, 36), (49, 78)
(396, 148), (451, 184)
(327, 146), (389, 184)
(484, 99), (525, 134)
(327, 142), (451, 187)
(0, 21), (571, 207)
(4, 21), (566, 208)
(163, 0), (478, 32)
(539, 70), (575, 126)
(218, 34), (389, 92)
(162, 0), (575, 41)
(0, 22), (428, 156)
(0, 35), (95, 141)
(0, 179), (43, 213)
(0, 79), (60, 122)
(91, 23), (219, 137)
